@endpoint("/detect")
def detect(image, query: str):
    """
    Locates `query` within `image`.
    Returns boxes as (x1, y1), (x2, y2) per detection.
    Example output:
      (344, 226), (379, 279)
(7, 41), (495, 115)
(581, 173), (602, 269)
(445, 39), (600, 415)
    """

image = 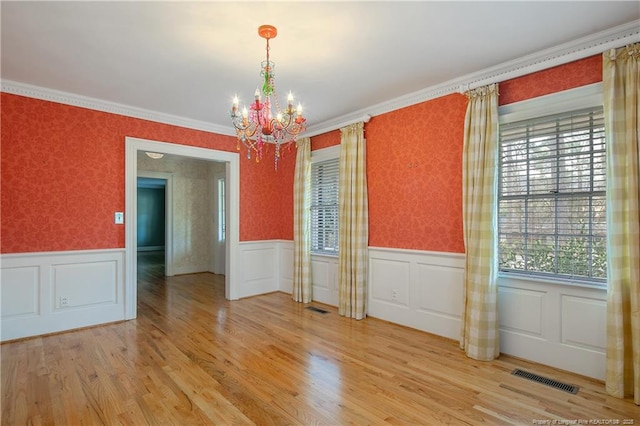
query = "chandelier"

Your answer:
(230, 25), (306, 169)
